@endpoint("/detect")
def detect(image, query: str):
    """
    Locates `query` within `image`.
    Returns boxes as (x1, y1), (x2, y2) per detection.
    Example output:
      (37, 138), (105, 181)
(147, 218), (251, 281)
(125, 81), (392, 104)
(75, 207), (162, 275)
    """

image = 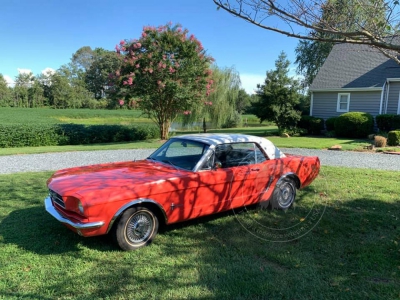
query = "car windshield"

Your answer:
(148, 138), (210, 171)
